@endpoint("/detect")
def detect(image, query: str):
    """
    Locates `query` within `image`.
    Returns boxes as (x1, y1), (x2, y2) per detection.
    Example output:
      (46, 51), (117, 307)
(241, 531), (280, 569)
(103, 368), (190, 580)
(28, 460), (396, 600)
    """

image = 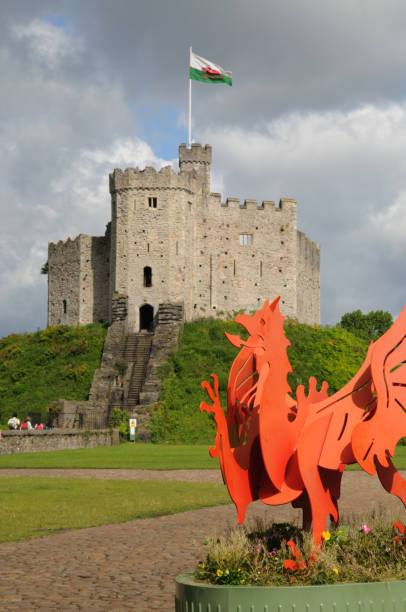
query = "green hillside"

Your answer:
(148, 318), (370, 443)
(0, 324), (107, 425)
(0, 318), (371, 441)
